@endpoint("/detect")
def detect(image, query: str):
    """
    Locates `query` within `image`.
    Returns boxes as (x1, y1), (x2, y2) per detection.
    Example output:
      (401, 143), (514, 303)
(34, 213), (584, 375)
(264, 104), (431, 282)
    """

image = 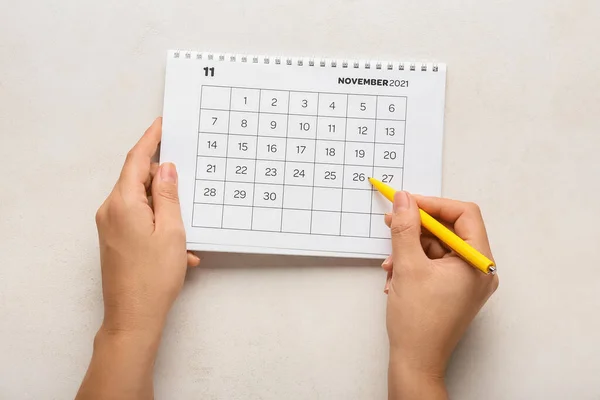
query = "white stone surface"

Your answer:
(1, 1), (600, 398)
